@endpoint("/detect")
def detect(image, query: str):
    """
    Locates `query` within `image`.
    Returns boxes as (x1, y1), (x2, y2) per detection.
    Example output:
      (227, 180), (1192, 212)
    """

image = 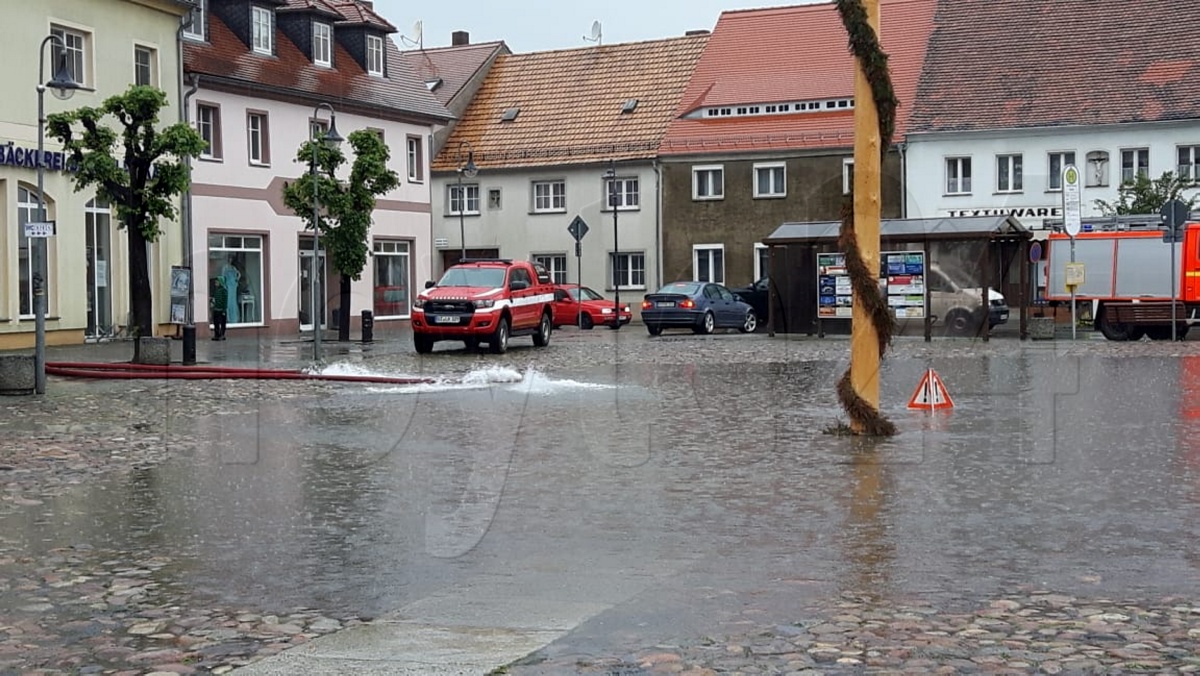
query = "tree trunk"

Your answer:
(338, 274), (351, 342)
(127, 222), (154, 363)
